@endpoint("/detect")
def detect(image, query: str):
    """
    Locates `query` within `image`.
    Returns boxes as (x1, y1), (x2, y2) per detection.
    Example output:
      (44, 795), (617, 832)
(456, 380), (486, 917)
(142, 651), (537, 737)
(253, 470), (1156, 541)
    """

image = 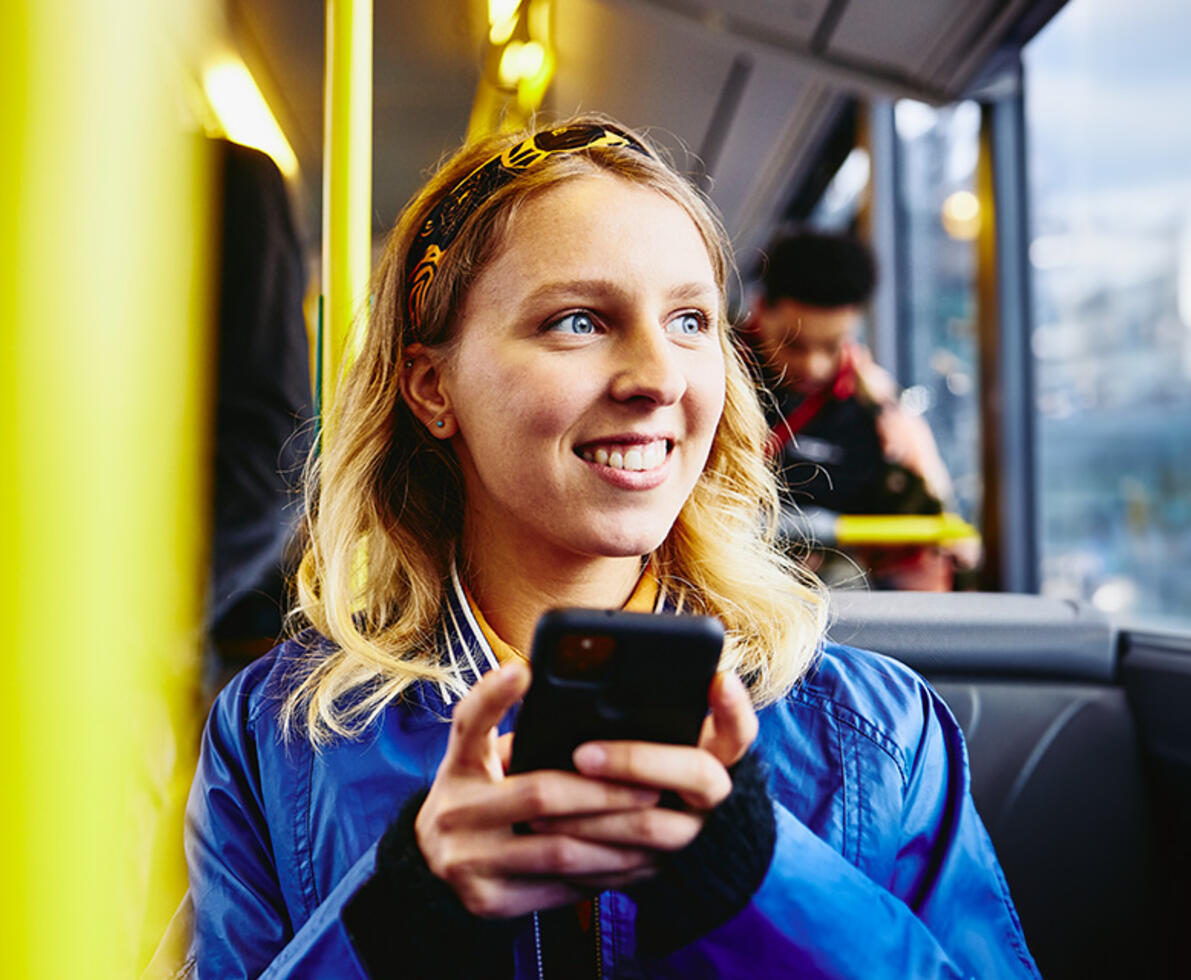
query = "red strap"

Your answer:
(765, 347), (857, 457)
